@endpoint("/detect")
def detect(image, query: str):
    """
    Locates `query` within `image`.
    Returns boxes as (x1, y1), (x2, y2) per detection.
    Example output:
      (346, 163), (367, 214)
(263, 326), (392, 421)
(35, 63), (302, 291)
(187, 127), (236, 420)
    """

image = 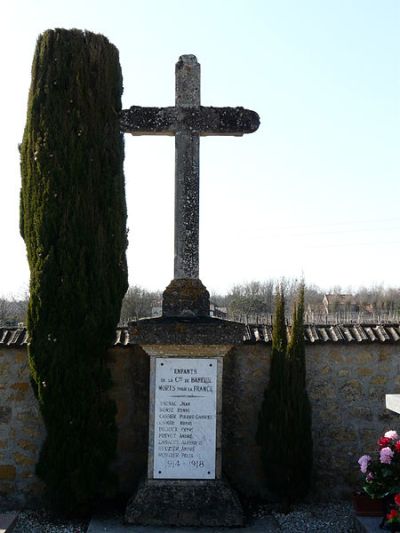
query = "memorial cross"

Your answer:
(120, 55), (259, 280)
